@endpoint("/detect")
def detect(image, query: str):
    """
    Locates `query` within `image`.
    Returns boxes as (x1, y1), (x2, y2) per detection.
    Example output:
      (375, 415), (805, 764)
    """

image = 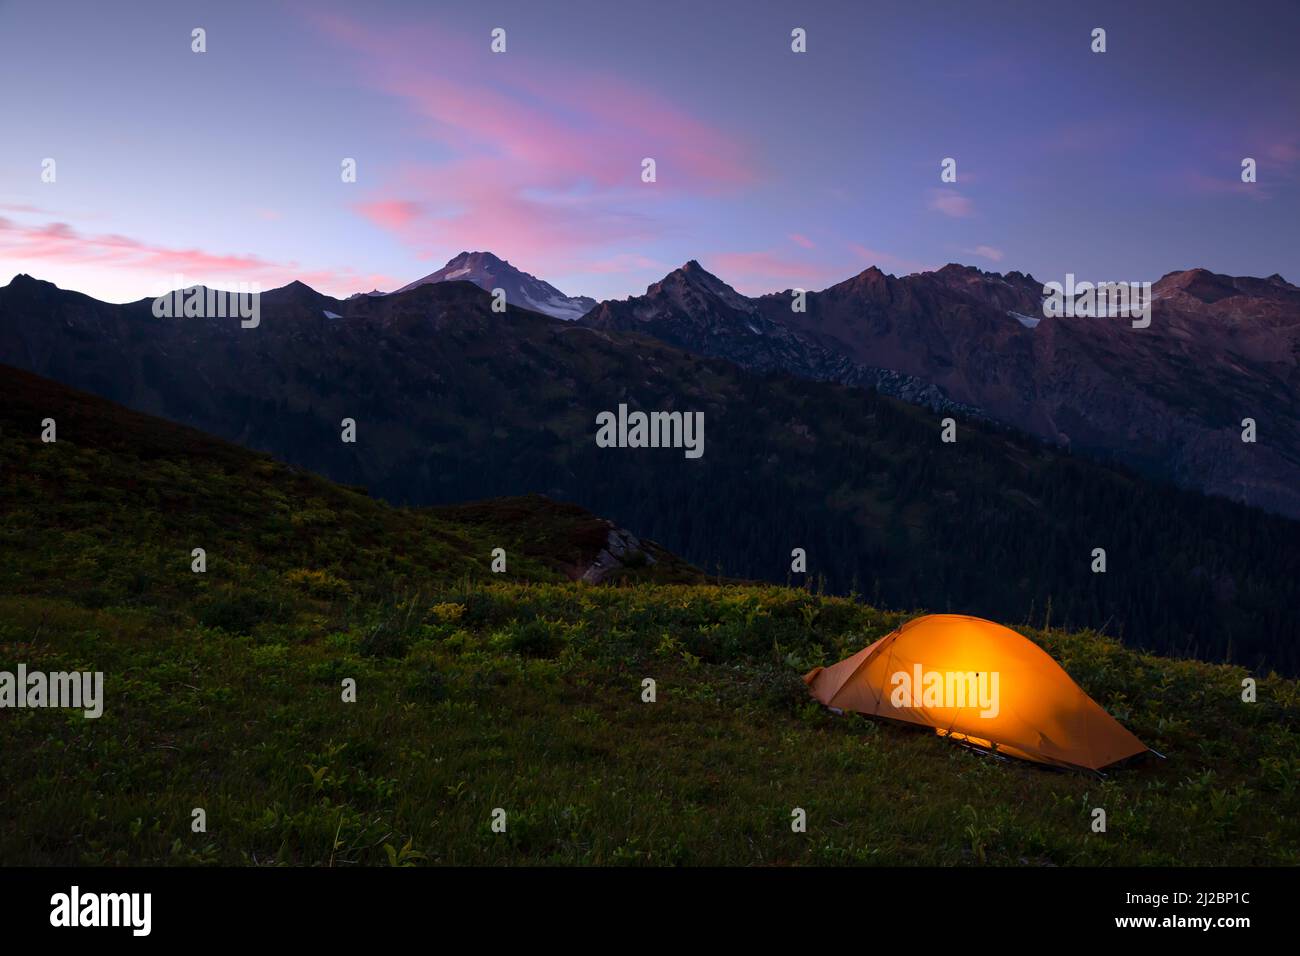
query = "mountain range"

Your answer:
(579, 260), (977, 417)
(580, 260), (1300, 519)
(2, 265), (1298, 673)
(359, 251), (1300, 518)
